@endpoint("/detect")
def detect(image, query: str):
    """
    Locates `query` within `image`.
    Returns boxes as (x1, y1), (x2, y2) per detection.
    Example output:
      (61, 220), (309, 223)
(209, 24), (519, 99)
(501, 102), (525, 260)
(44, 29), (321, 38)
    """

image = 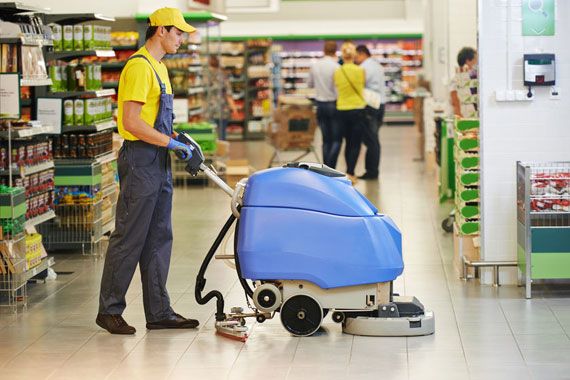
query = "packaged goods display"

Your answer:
(110, 31), (139, 47)
(454, 118), (480, 236)
(52, 24), (111, 52)
(20, 45), (48, 80)
(52, 130), (113, 159)
(0, 186), (26, 239)
(517, 162), (570, 298)
(49, 63), (102, 92)
(0, 139), (52, 170)
(25, 233), (43, 270)
(0, 43), (18, 72)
